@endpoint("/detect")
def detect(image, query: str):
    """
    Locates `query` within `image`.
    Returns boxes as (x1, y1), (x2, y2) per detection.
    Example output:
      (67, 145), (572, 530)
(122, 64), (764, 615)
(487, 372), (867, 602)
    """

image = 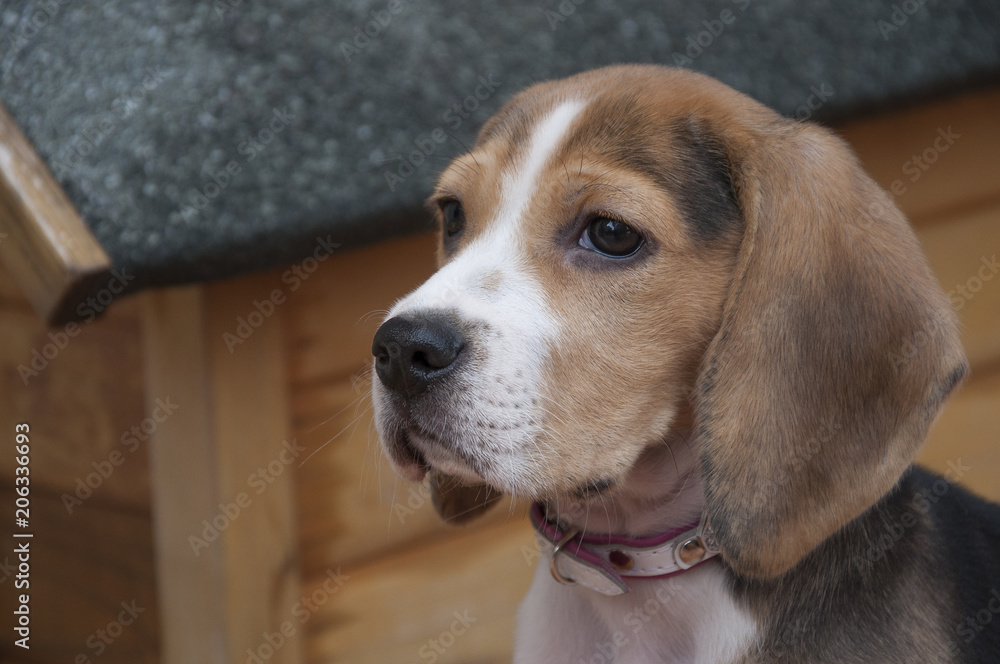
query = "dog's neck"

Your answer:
(544, 429), (704, 538)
